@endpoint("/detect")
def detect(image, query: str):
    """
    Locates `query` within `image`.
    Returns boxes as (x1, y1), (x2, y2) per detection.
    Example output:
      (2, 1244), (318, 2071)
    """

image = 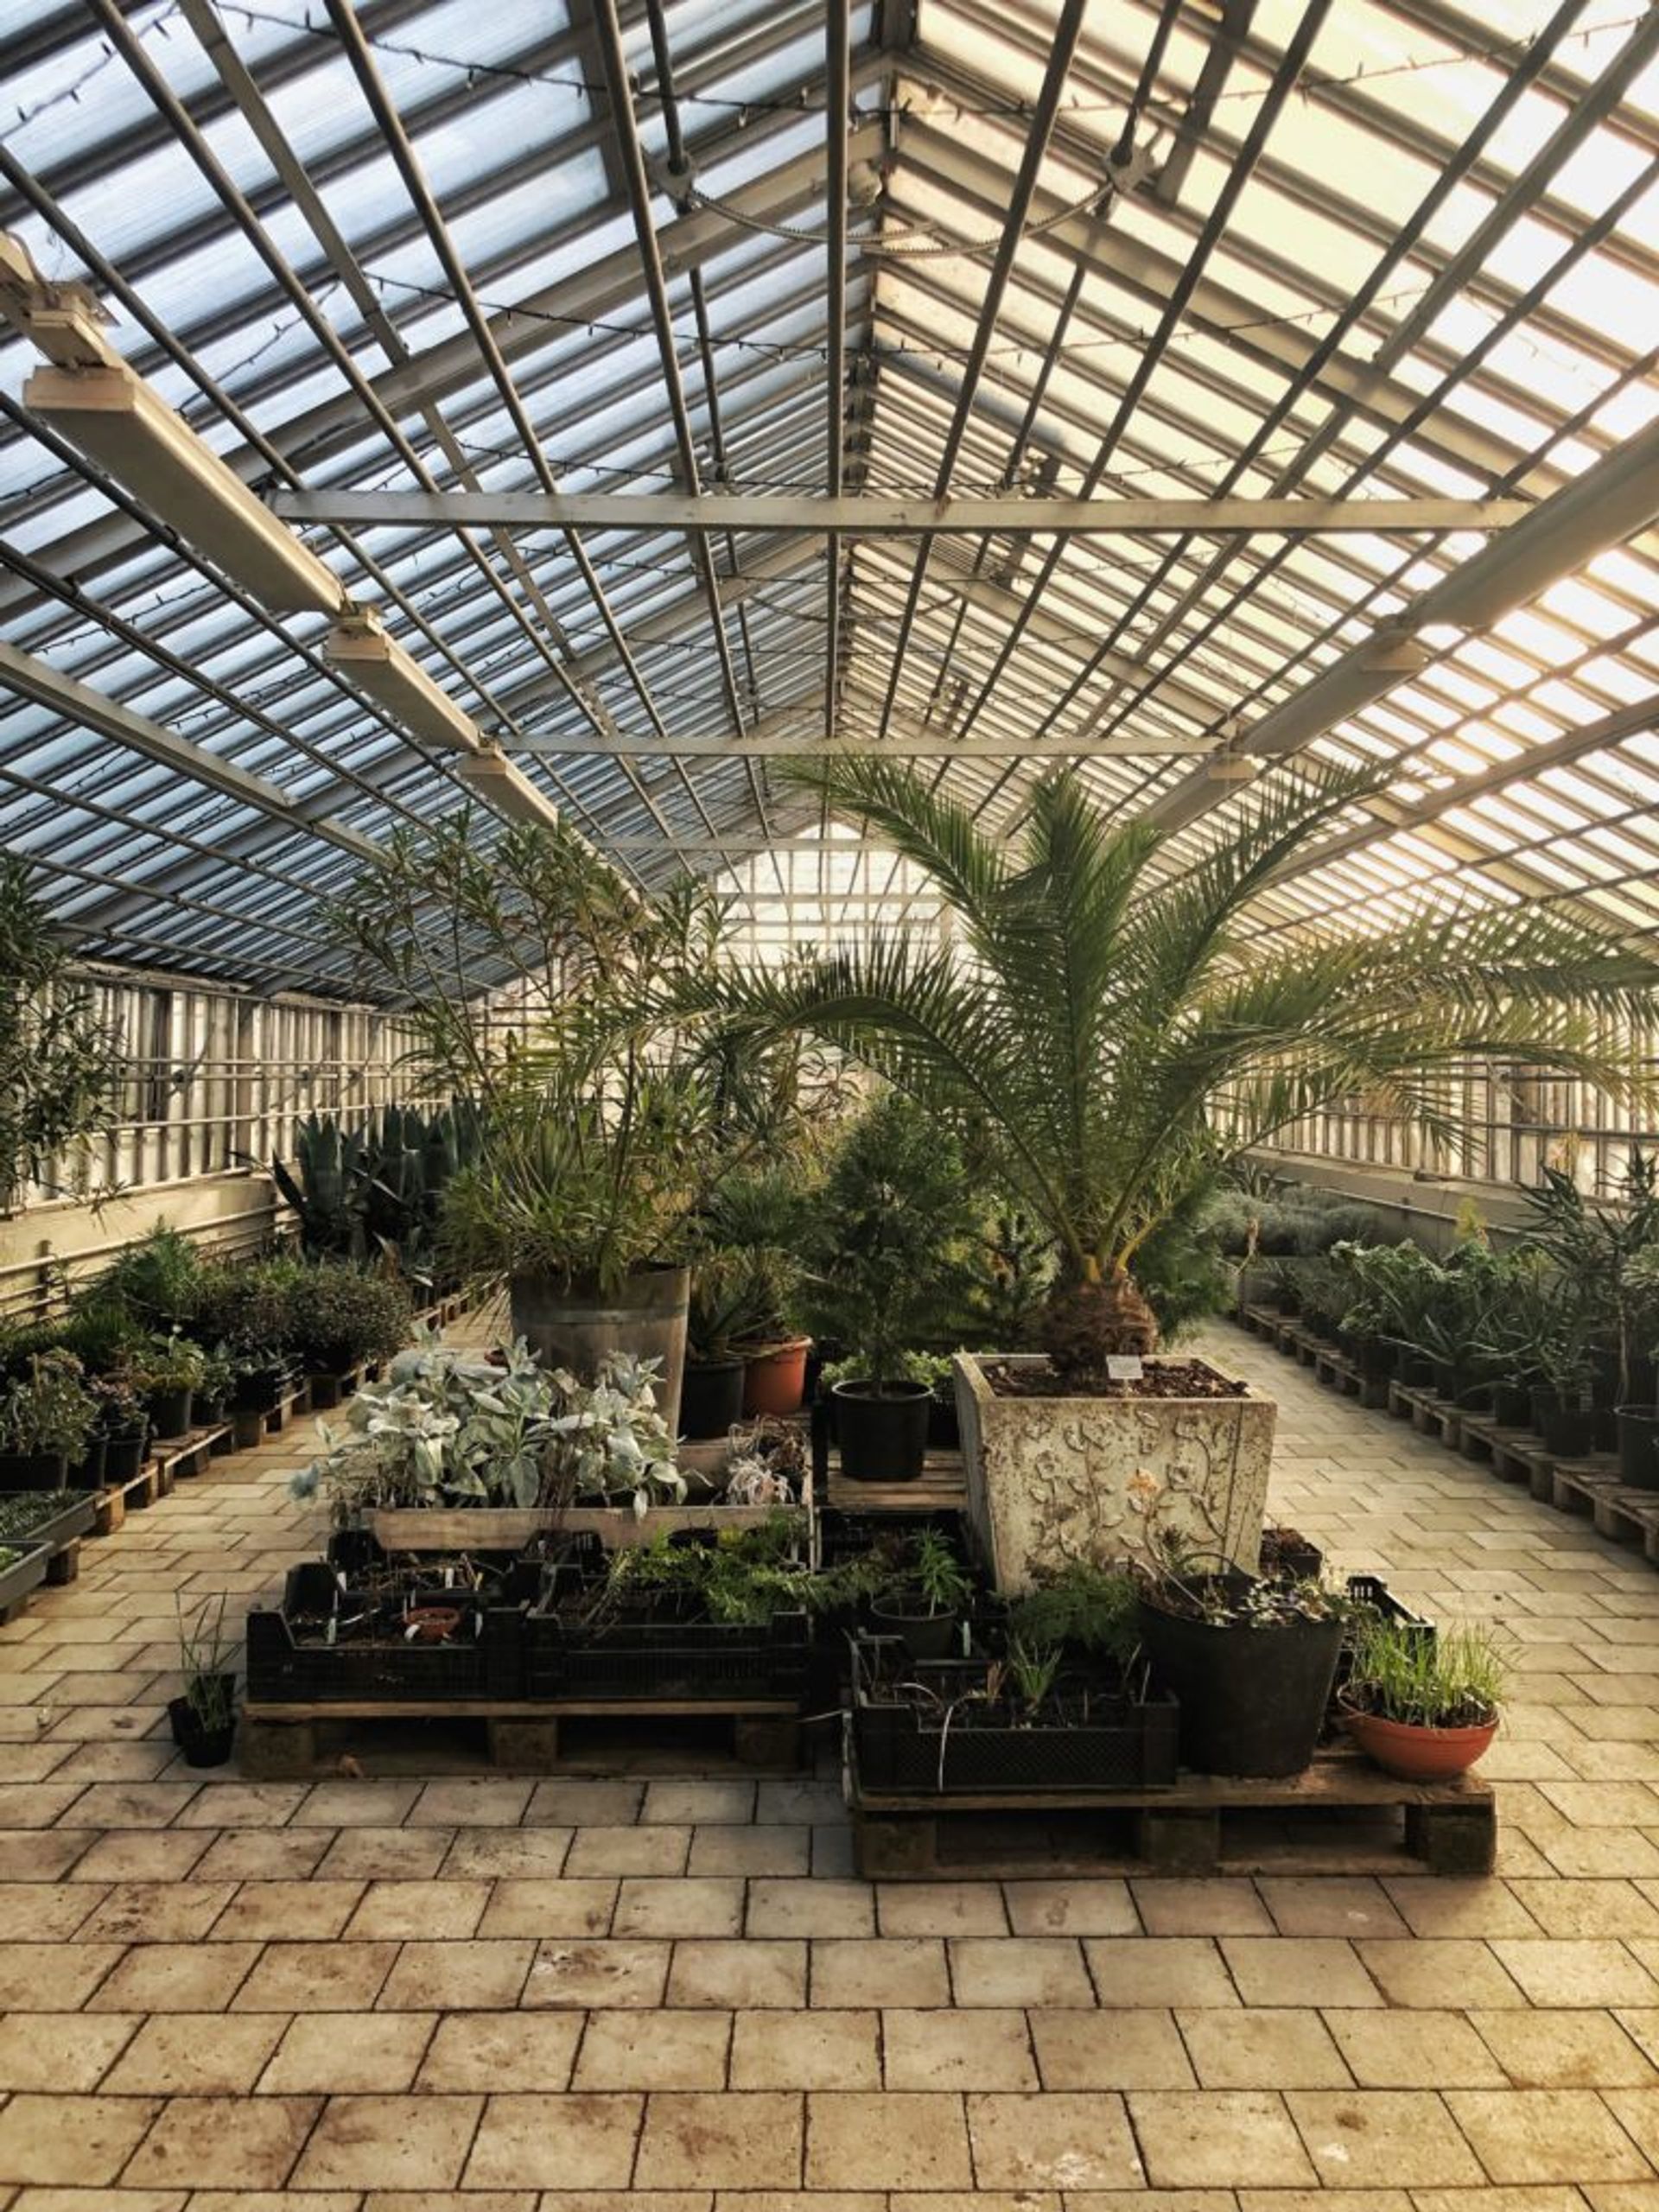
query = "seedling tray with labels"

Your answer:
(244, 1550), (533, 1703)
(522, 1594), (810, 1703)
